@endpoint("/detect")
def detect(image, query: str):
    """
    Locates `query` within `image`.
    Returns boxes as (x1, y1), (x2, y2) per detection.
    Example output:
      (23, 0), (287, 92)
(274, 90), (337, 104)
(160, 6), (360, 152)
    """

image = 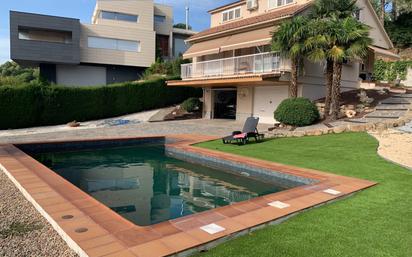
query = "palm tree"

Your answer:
(325, 17), (372, 120)
(272, 16), (308, 98)
(306, 0), (360, 118)
(305, 16), (371, 120)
